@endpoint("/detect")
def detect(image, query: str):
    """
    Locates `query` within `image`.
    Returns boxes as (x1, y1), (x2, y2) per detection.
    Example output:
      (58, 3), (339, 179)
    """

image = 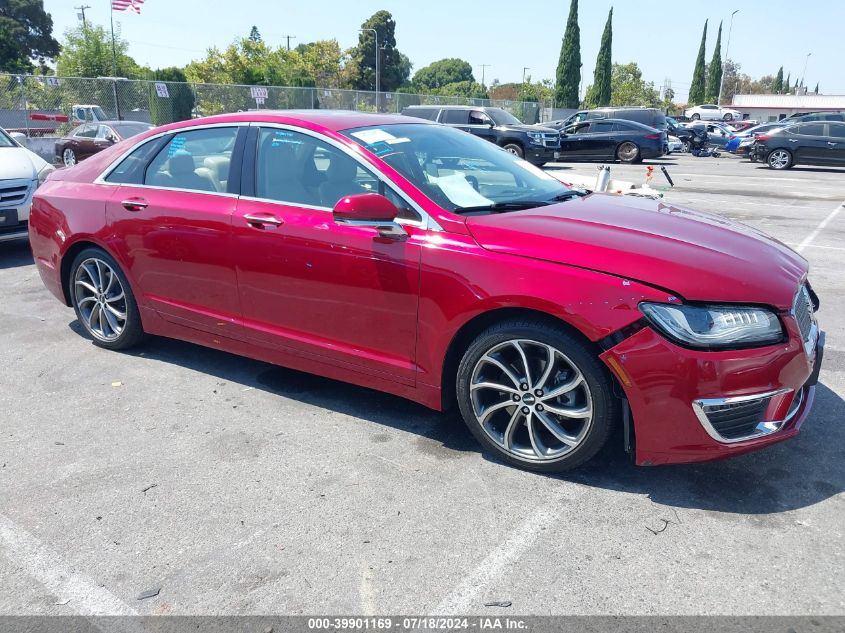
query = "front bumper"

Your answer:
(0, 201), (31, 243)
(526, 145), (560, 165)
(600, 319), (822, 466)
